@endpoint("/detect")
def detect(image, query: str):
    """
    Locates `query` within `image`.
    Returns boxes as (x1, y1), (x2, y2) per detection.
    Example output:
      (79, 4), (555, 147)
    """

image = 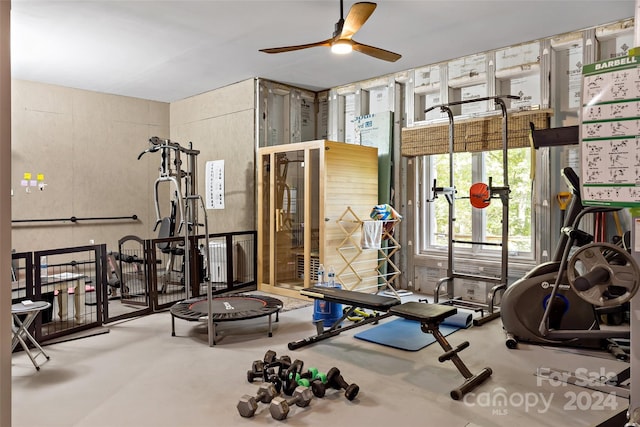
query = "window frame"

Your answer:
(417, 147), (536, 262)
